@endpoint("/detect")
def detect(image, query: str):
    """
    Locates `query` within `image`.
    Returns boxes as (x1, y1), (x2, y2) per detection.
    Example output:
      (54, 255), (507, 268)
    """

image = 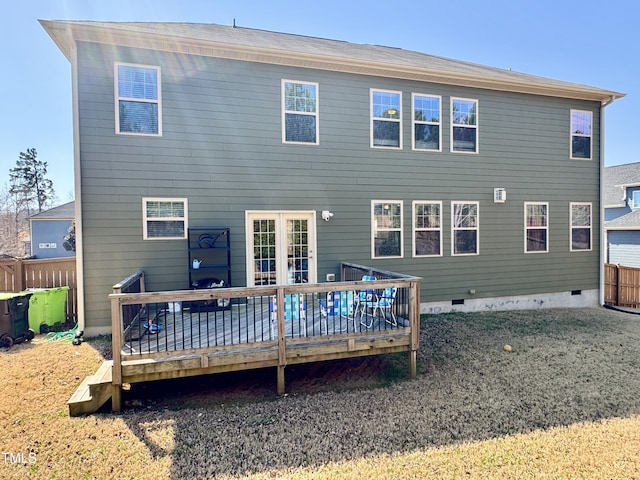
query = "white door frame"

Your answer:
(245, 210), (317, 286)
